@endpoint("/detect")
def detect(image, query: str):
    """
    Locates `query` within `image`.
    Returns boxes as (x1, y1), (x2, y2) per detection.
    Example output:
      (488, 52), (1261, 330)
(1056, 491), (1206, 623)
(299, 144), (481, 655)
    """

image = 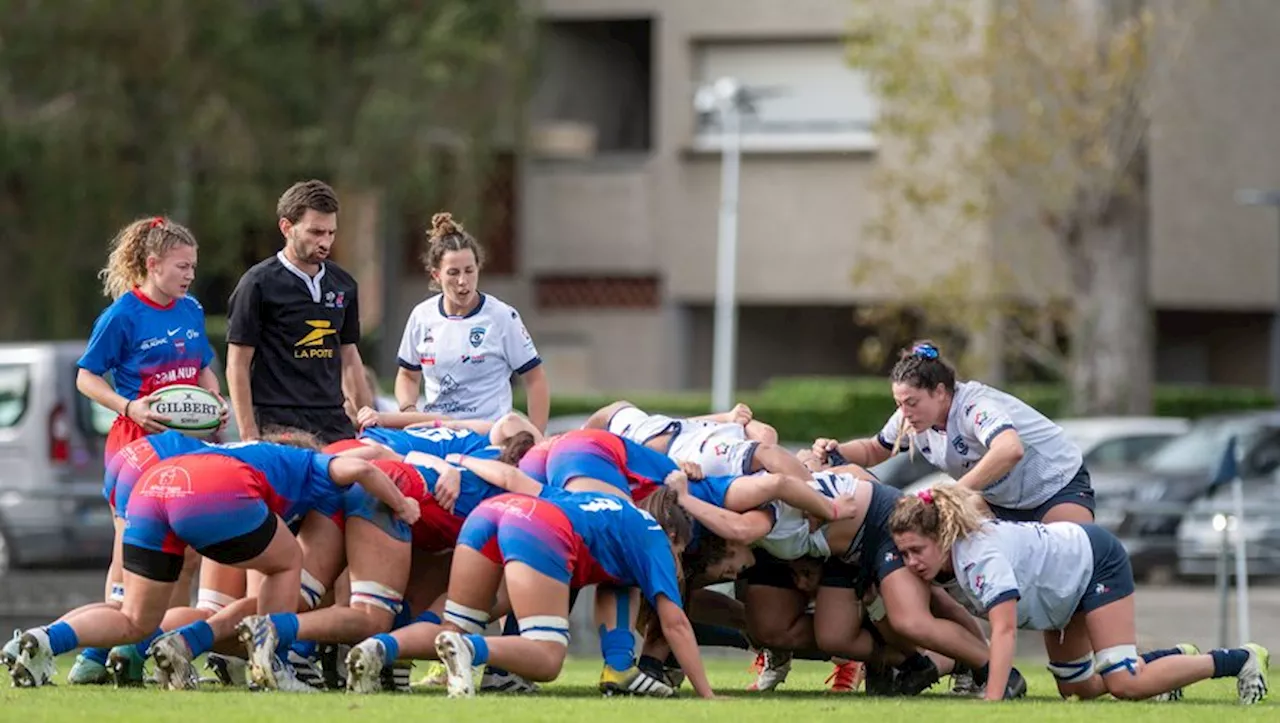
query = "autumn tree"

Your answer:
(847, 0), (1209, 414)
